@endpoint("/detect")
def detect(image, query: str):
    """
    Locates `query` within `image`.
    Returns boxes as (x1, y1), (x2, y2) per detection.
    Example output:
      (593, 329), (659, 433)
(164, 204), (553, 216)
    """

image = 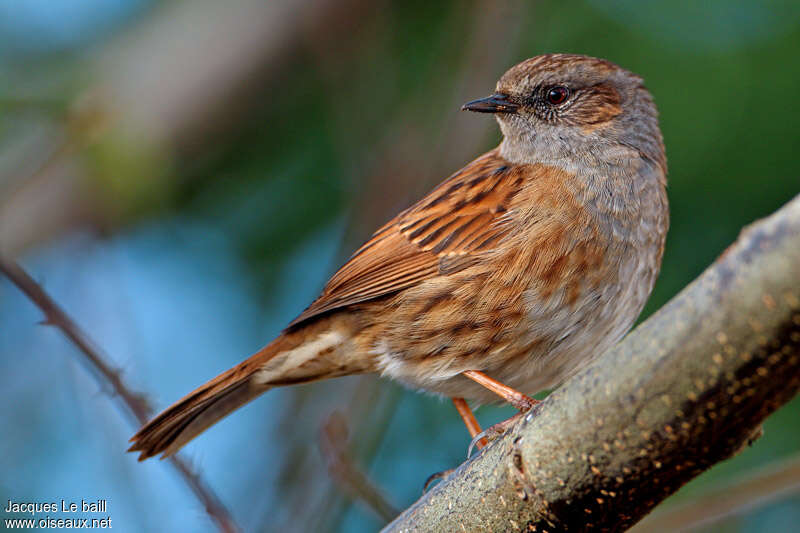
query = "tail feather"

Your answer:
(128, 333), (292, 460)
(128, 364), (269, 460)
(129, 376), (265, 461)
(129, 321), (354, 460)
